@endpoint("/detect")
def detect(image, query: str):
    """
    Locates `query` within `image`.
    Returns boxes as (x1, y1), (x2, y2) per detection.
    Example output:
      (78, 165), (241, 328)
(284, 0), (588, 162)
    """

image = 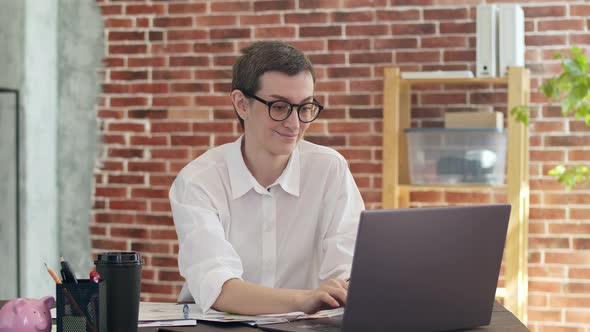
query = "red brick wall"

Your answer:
(93, 1), (590, 330)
